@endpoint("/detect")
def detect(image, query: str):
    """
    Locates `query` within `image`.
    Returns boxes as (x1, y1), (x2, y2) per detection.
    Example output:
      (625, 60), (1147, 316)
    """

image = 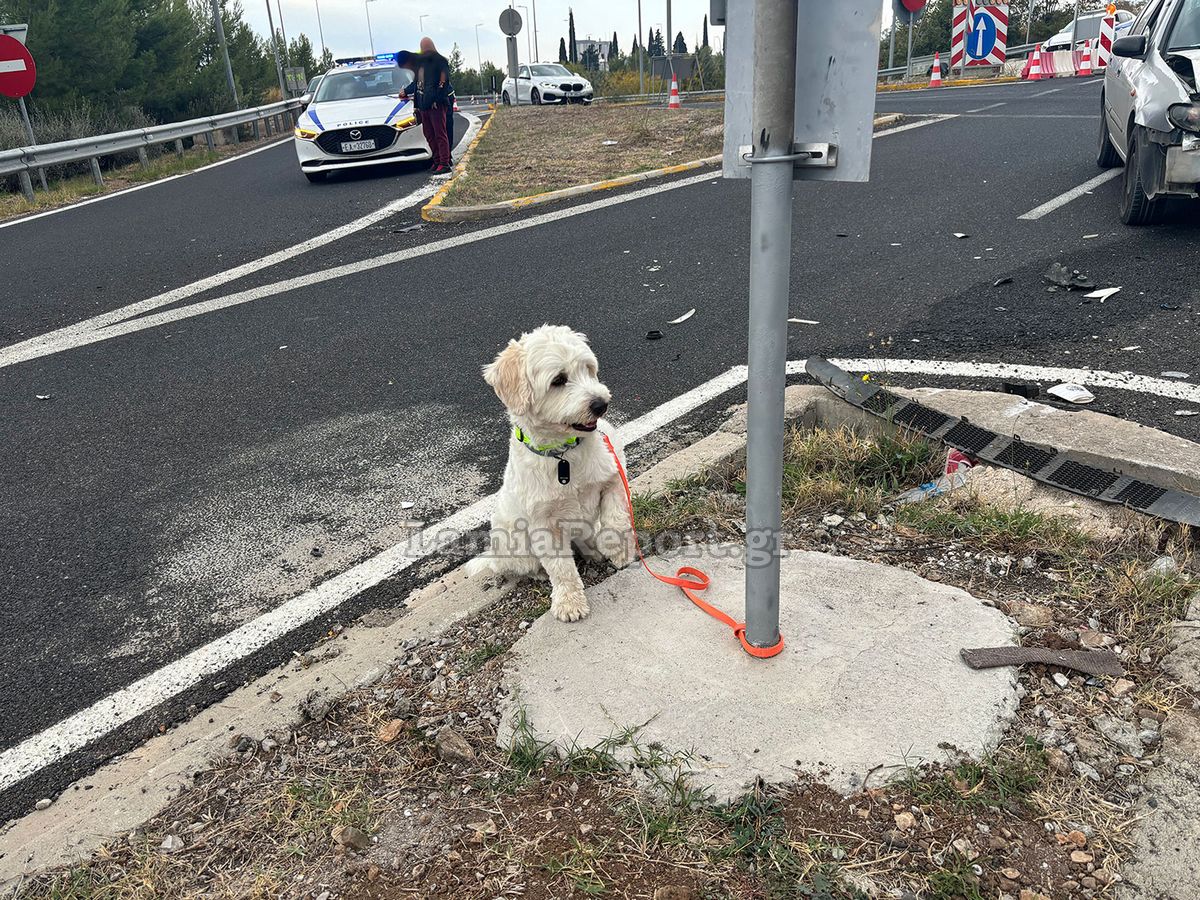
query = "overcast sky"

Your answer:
(242, 1), (738, 71)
